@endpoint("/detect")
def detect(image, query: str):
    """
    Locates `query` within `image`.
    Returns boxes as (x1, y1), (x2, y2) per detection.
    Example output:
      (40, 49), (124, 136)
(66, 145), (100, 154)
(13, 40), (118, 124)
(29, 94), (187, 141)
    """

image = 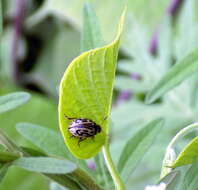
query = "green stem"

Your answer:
(102, 139), (125, 190)
(99, 153), (110, 189)
(161, 122), (198, 178)
(167, 122), (198, 150)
